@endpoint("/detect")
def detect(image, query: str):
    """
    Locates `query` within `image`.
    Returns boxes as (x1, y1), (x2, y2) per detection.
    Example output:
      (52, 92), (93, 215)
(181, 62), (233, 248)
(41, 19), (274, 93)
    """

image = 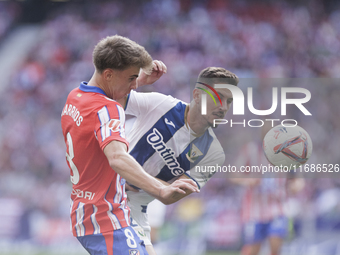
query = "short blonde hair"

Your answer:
(93, 35), (153, 73)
